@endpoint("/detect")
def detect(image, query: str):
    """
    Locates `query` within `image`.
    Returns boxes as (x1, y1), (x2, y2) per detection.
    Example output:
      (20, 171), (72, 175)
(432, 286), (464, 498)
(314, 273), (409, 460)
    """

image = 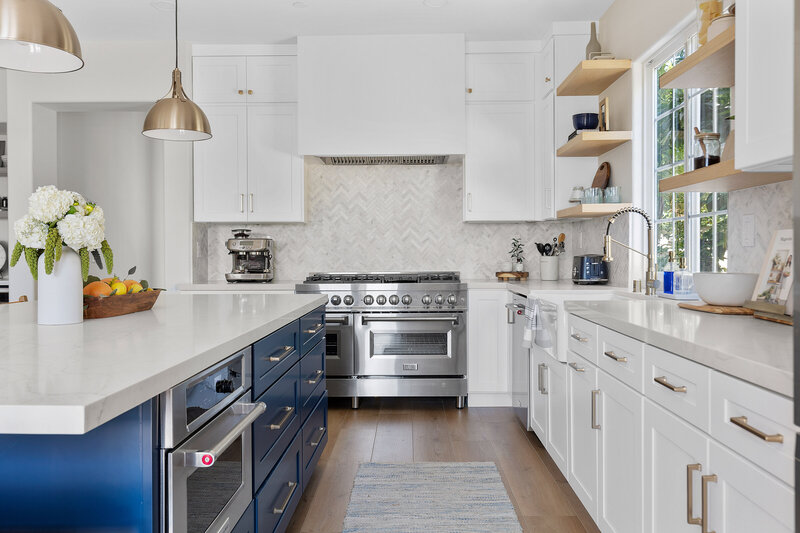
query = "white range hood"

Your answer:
(298, 34), (466, 159)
